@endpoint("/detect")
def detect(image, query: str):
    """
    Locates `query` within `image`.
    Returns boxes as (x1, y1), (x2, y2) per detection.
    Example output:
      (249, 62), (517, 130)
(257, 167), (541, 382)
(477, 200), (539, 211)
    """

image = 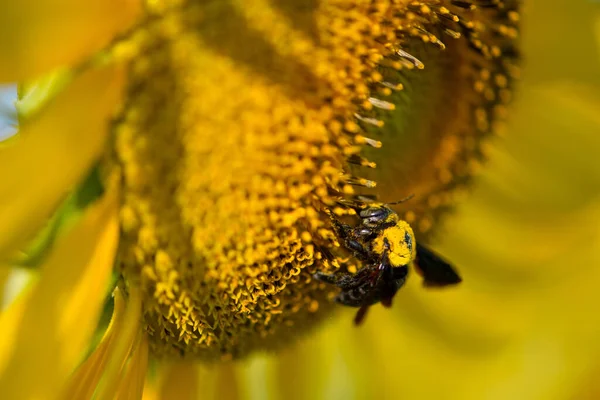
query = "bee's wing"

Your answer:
(414, 243), (462, 287)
